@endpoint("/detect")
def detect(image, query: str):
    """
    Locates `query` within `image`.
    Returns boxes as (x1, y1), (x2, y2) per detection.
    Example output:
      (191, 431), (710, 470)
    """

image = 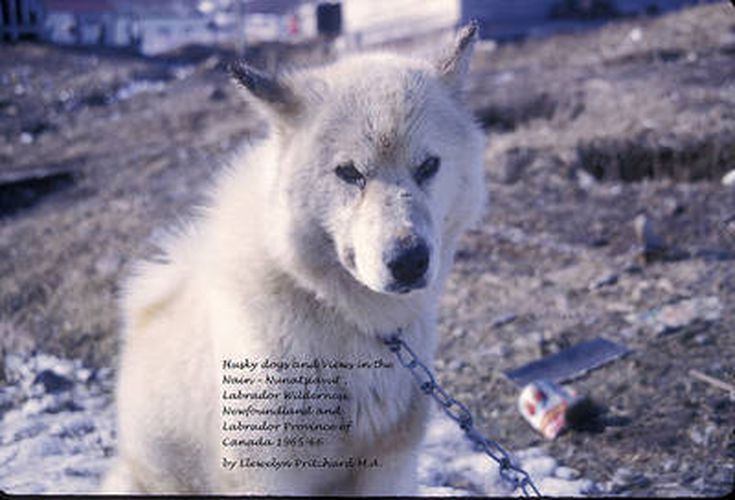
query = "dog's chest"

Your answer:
(278, 329), (423, 443)
(211, 280), (432, 463)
